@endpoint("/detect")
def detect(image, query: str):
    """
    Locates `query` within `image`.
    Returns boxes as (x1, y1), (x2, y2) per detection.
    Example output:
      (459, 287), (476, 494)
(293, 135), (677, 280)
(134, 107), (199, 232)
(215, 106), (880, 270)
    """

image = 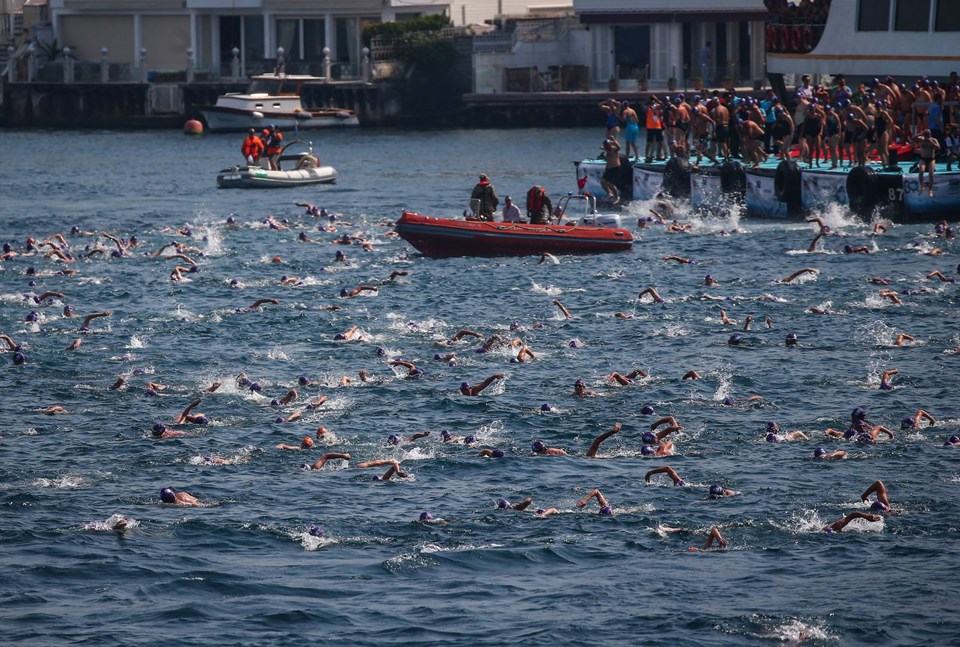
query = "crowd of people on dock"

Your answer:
(598, 72), (960, 188)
